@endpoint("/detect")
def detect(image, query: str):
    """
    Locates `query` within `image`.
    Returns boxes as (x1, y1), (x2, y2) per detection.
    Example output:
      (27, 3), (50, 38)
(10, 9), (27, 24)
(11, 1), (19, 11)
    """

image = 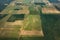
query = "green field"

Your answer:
(23, 14), (42, 30)
(0, 2), (44, 40)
